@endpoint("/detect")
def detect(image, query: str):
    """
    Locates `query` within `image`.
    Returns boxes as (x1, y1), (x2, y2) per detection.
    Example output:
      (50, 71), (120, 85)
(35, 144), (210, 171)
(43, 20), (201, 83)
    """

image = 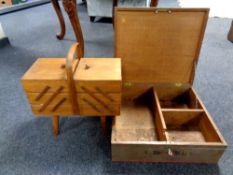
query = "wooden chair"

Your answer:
(51, 0), (159, 54)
